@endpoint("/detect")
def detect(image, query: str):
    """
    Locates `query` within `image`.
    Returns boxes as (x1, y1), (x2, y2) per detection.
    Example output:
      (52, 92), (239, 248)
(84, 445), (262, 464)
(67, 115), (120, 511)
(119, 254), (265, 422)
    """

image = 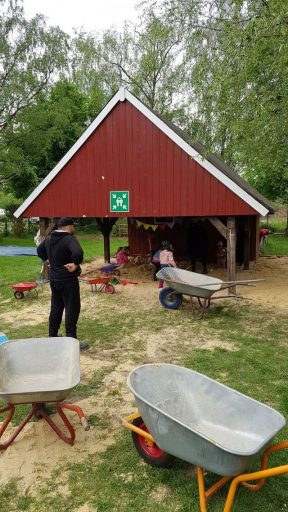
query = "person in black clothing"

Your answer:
(37, 217), (89, 350)
(188, 220), (208, 274)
